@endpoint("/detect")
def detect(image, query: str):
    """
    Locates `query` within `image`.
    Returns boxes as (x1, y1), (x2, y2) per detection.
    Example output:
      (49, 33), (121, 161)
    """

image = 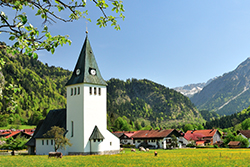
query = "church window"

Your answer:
(94, 139), (96, 142)
(71, 88), (73, 96)
(51, 140), (53, 145)
(78, 87), (80, 95)
(46, 140), (49, 145)
(74, 87), (76, 95)
(94, 87), (97, 95)
(71, 121), (74, 137)
(98, 88), (101, 95)
(90, 87), (92, 95)
(42, 140), (44, 145)
(98, 139), (100, 142)
(110, 142), (112, 146)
